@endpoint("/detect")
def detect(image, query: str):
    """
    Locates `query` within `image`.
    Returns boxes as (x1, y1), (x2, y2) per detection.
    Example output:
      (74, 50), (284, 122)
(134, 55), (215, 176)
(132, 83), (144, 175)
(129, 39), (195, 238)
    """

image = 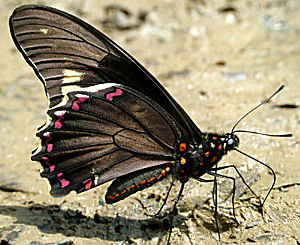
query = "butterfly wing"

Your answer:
(30, 84), (187, 197)
(9, 5), (201, 140)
